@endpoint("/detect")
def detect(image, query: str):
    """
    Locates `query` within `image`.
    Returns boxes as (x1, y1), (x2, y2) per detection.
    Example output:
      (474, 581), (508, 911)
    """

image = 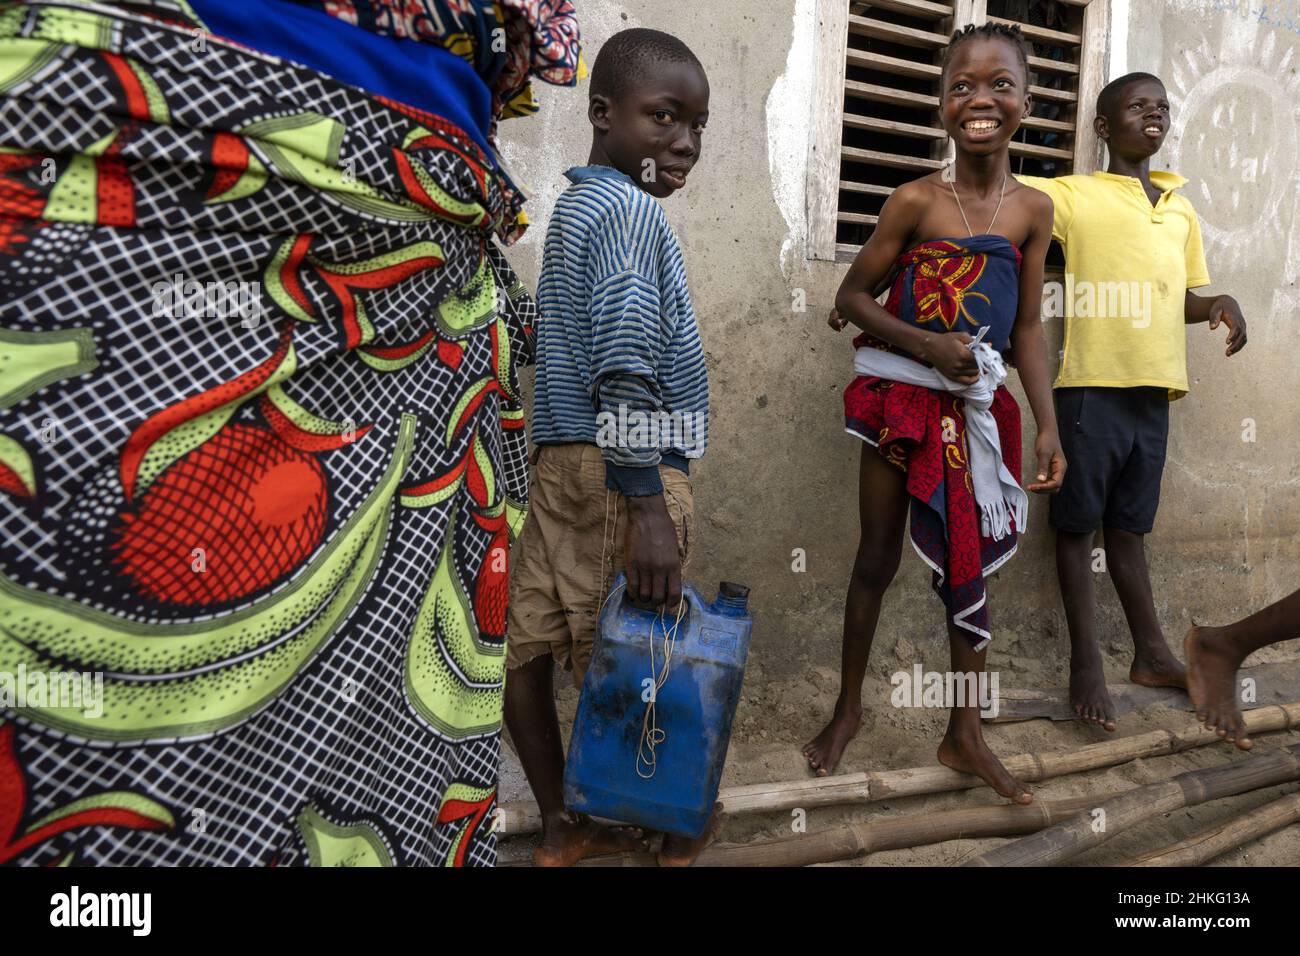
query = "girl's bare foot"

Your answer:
(533, 812), (647, 867)
(1184, 625), (1252, 750)
(803, 696), (862, 776)
(937, 729), (1032, 805)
